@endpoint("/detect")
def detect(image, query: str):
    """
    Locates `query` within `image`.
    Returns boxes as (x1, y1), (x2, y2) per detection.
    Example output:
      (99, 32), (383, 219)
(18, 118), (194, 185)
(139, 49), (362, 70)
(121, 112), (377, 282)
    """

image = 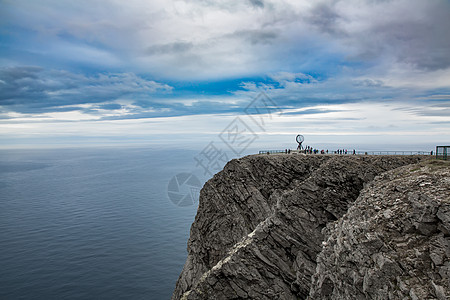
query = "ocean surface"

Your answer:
(0, 147), (207, 300)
